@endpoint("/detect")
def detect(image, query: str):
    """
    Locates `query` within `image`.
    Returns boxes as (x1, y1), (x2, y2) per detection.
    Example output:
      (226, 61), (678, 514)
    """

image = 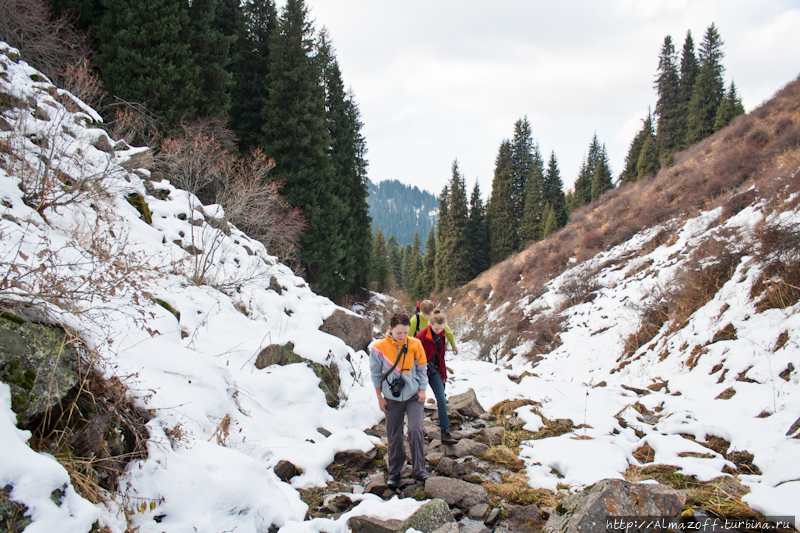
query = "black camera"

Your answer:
(389, 376), (403, 398)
